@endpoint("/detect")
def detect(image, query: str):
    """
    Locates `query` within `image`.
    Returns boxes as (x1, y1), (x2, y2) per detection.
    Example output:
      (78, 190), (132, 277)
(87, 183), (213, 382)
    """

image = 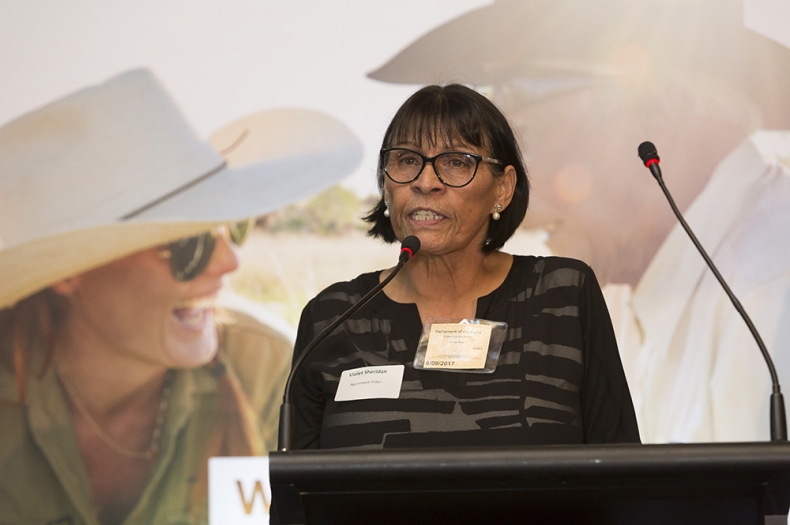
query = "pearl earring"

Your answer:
(492, 204), (503, 221)
(383, 200), (390, 218)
